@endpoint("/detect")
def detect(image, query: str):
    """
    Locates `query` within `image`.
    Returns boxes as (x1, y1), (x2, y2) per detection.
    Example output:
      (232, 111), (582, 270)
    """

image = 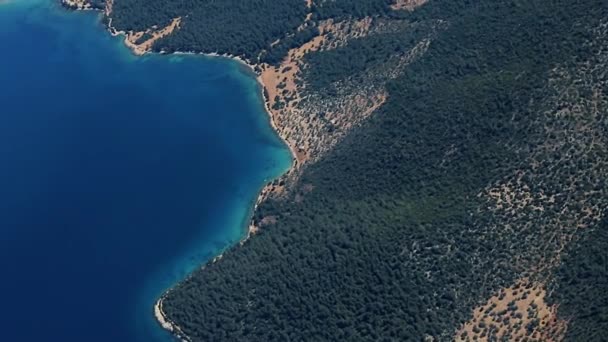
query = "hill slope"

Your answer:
(75, 0), (608, 340)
